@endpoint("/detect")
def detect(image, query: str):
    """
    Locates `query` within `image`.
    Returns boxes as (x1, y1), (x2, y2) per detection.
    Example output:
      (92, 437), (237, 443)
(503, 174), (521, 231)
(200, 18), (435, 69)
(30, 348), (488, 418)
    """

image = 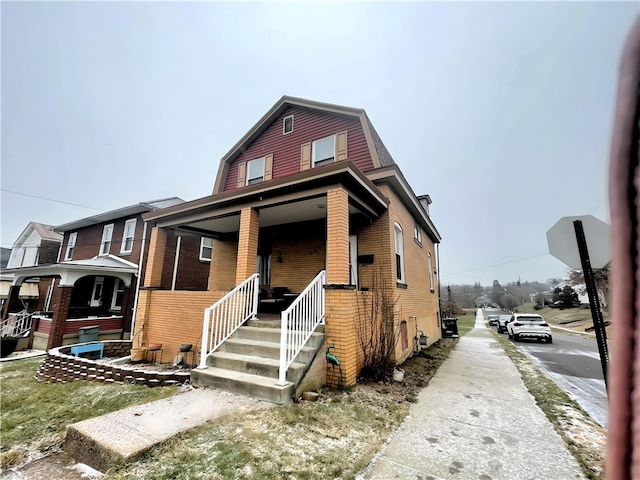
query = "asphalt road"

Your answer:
(483, 308), (608, 427)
